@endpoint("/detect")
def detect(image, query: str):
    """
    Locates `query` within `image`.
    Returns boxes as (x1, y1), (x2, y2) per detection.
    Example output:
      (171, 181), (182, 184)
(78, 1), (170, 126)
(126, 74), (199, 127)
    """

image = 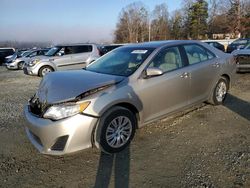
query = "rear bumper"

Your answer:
(24, 105), (98, 155)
